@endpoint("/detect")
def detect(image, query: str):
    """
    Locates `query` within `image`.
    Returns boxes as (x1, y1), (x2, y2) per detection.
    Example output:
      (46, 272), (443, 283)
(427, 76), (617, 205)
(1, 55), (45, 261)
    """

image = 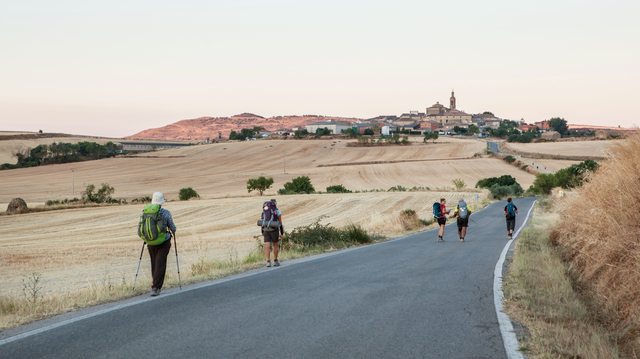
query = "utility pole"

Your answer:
(71, 169), (75, 196)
